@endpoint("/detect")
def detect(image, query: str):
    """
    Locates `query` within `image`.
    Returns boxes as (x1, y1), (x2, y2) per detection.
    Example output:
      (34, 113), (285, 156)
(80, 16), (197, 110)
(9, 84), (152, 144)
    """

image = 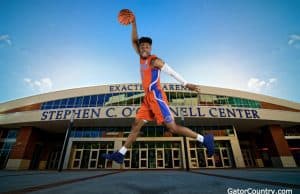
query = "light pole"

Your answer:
(180, 109), (190, 171)
(58, 112), (74, 172)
